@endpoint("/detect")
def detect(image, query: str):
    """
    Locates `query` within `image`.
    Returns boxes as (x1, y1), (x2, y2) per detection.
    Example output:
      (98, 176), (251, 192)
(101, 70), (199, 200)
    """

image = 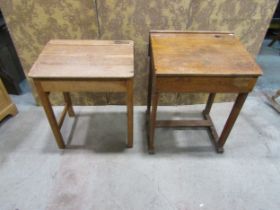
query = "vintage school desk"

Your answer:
(29, 40), (134, 149)
(147, 31), (262, 154)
